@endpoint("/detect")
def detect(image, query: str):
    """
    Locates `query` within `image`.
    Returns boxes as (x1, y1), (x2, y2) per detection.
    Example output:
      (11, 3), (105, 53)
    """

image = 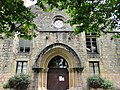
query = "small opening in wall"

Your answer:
(4, 64), (7, 67)
(46, 36), (49, 40)
(68, 37), (71, 40)
(53, 15), (65, 29)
